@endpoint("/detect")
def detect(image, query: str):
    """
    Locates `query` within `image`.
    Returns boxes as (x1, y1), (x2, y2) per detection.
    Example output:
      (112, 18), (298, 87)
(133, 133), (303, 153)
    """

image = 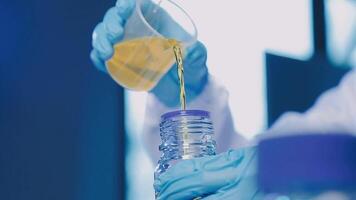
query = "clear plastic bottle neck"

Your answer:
(154, 110), (216, 180)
